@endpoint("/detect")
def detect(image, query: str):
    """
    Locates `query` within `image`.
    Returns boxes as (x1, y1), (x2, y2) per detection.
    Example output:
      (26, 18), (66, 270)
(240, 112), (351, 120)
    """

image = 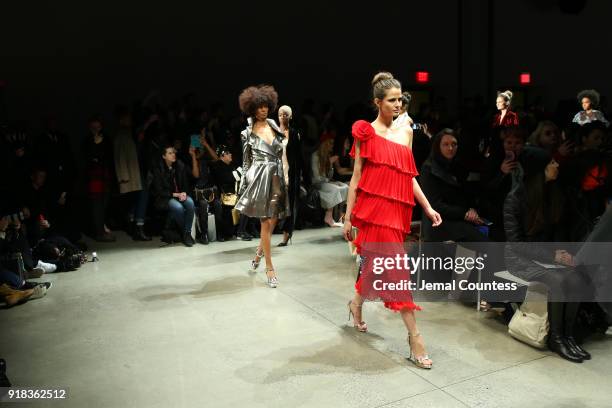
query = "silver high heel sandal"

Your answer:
(265, 268), (278, 288)
(407, 333), (432, 369)
(347, 300), (368, 332)
(249, 247), (264, 273)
